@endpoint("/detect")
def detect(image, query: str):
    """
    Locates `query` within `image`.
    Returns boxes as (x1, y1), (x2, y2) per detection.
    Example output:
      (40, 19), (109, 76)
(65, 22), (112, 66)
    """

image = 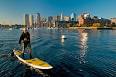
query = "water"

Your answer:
(0, 28), (116, 77)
